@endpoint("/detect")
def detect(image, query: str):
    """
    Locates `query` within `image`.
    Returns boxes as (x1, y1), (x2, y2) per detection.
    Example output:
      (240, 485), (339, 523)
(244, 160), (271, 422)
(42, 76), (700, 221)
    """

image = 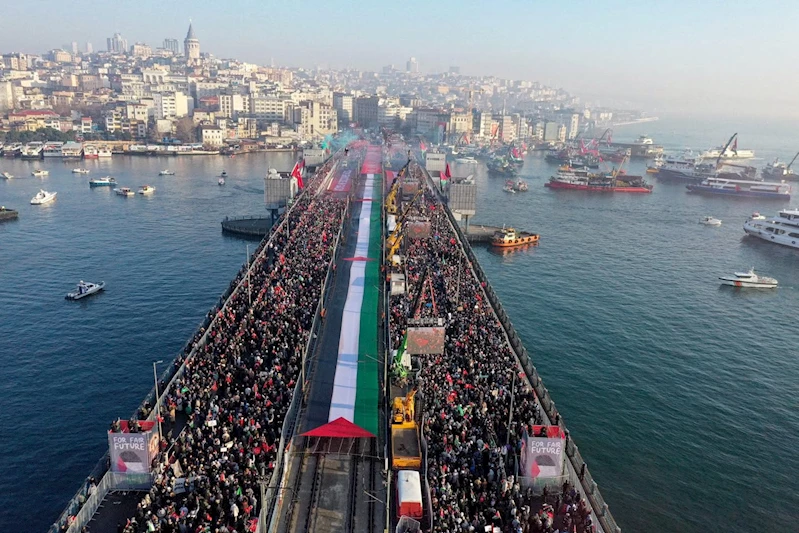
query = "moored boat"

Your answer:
(491, 227), (539, 248)
(0, 206), (19, 221)
(743, 208), (799, 249)
(686, 178), (790, 200)
(31, 189), (57, 205)
(89, 176), (116, 186)
(65, 280), (105, 300)
(83, 144), (99, 159)
(719, 269), (777, 289)
(114, 187), (135, 197)
(762, 152), (799, 181)
(546, 172), (653, 193)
